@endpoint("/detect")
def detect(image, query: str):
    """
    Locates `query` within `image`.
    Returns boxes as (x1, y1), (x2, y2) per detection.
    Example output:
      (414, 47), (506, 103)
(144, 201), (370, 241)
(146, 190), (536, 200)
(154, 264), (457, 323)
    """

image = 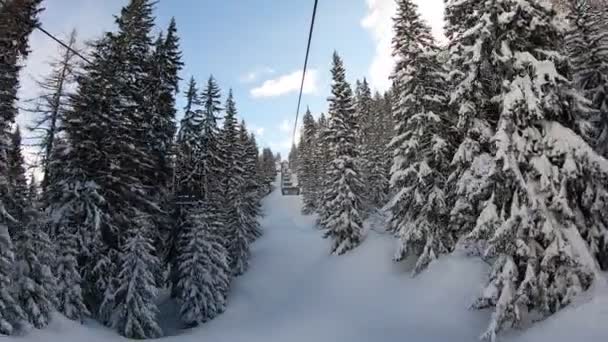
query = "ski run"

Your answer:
(14, 180), (608, 342)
